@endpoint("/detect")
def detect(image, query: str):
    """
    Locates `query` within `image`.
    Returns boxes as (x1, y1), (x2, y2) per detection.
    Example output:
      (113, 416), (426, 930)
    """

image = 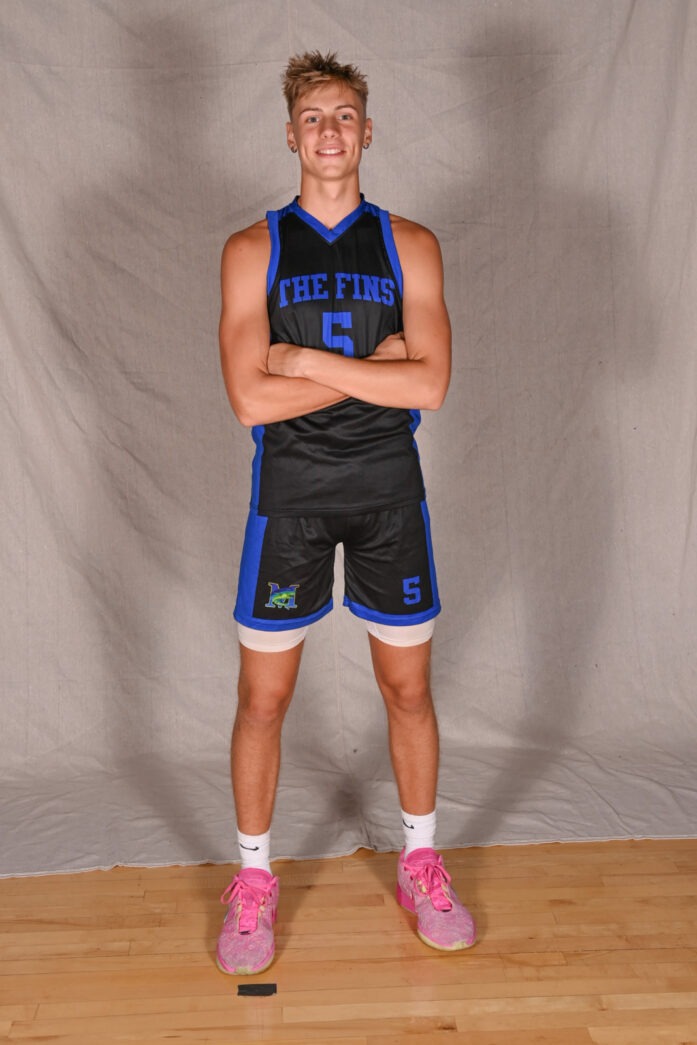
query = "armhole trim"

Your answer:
(266, 210), (281, 294)
(379, 208), (403, 299)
